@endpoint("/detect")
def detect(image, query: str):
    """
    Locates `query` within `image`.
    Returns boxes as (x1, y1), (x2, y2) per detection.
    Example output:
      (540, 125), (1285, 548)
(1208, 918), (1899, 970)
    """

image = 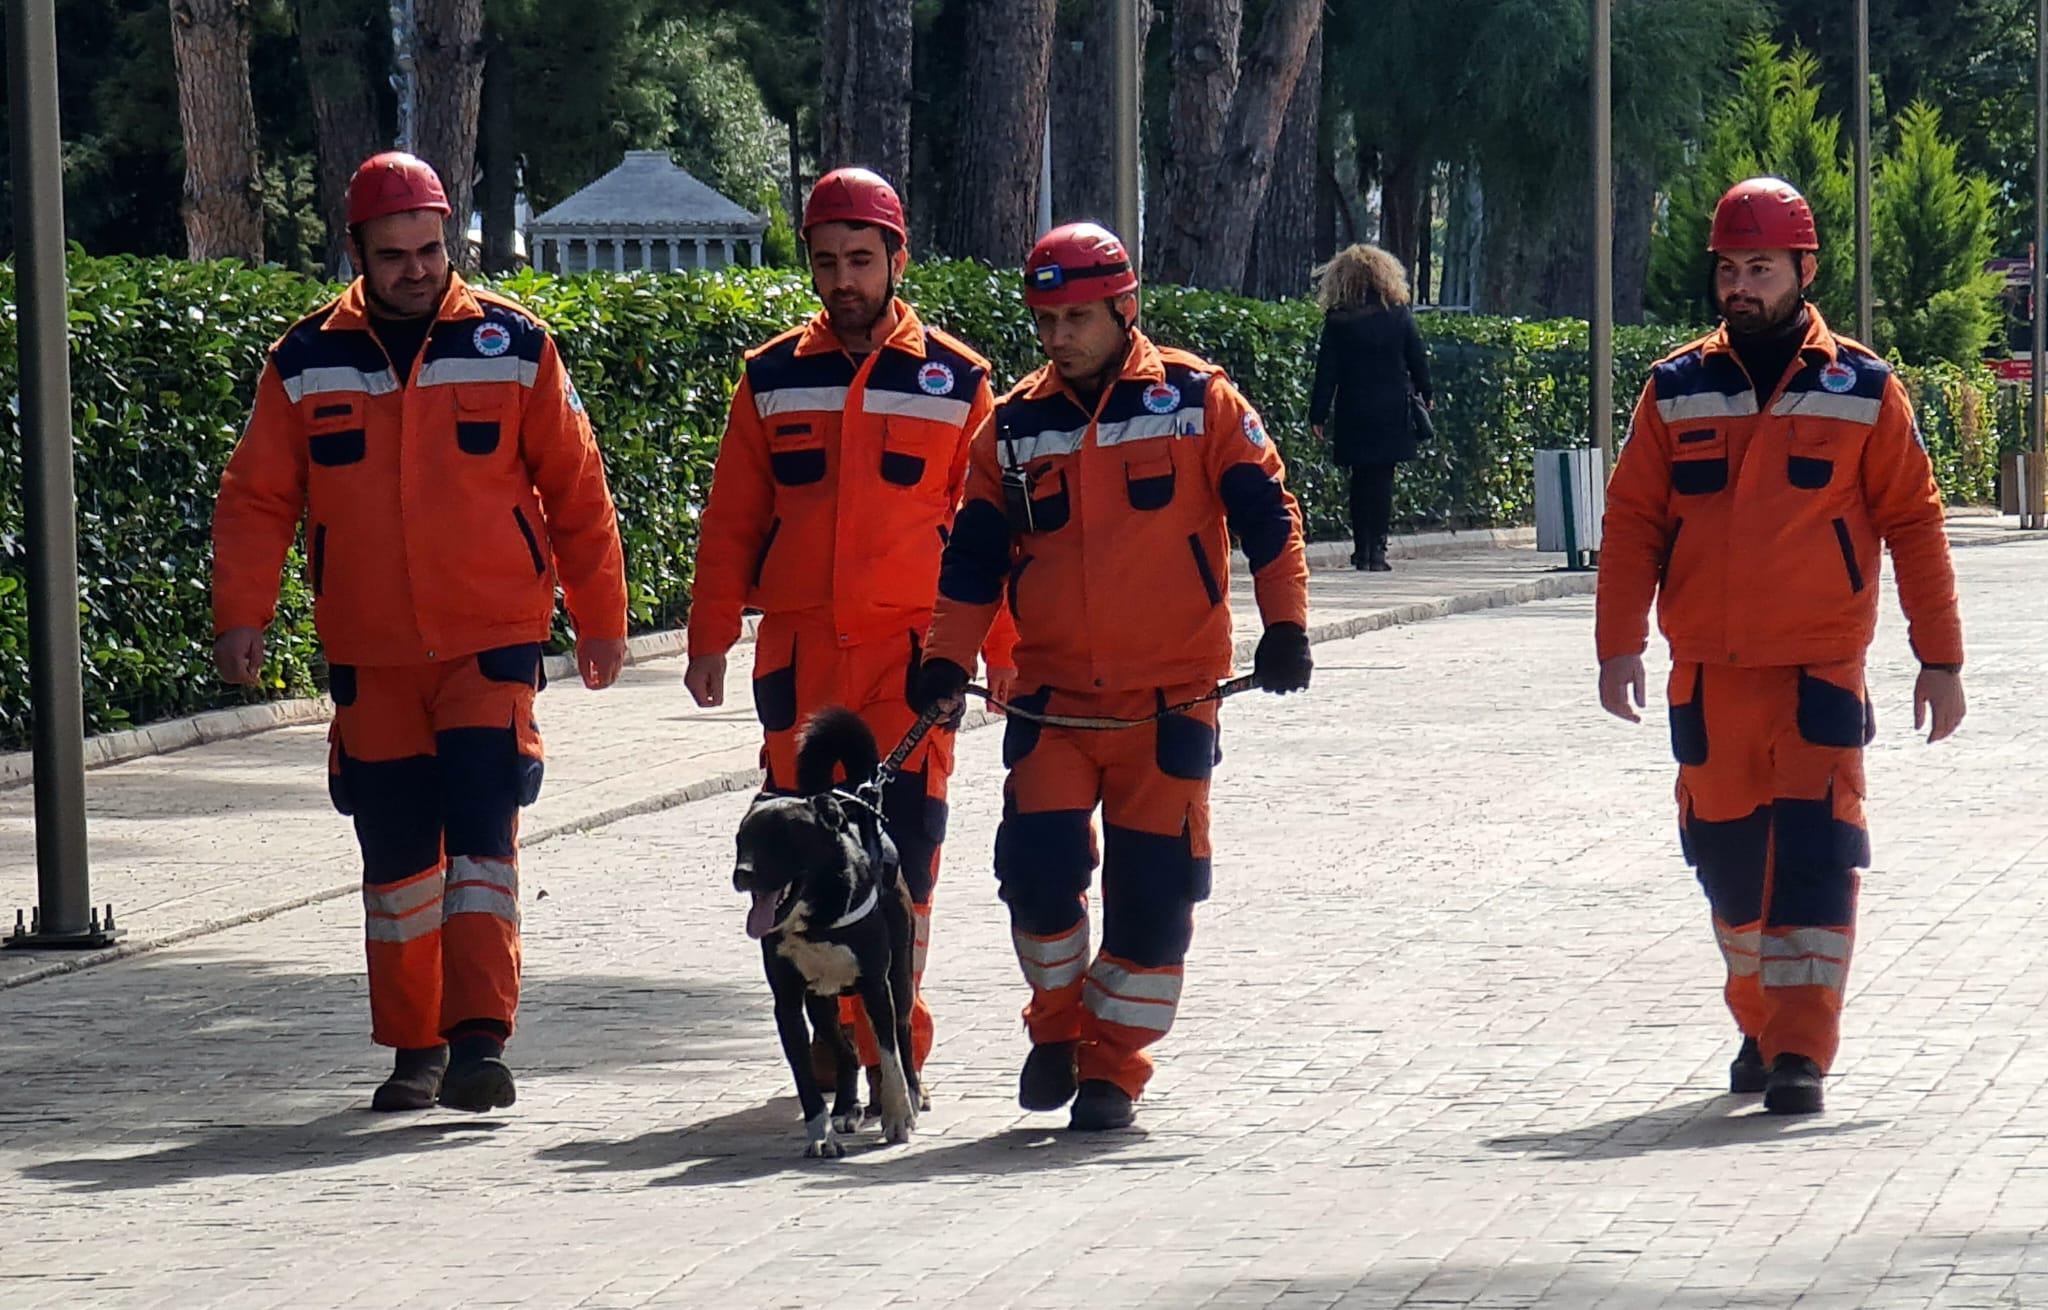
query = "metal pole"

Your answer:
(1039, 106), (1054, 236)
(4, 0), (114, 950)
(1113, 0), (1142, 267)
(2035, 0), (2046, 528)
(1590, 0), (1613, 463)
(1855, 0), (1874, 342)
